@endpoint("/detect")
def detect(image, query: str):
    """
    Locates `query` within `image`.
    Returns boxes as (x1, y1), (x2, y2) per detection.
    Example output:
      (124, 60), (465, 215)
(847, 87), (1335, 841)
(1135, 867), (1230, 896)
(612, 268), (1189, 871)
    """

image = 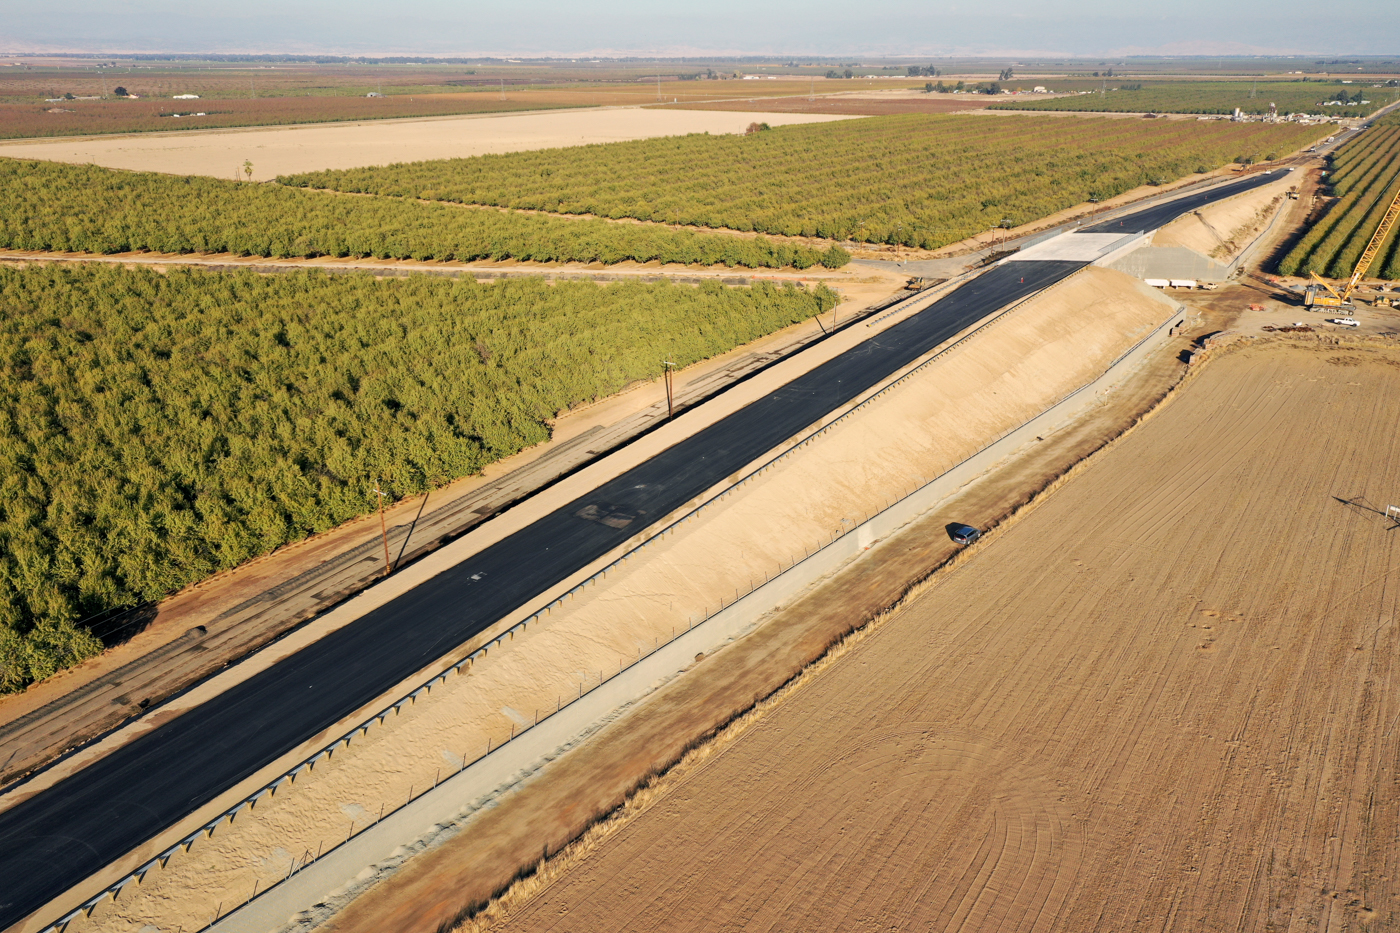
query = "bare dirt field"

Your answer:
(0, 73), (922, 139)
(449, 338), (1400, 933)
(0, 107), (852, 178)
(0, 94), (585, 140)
